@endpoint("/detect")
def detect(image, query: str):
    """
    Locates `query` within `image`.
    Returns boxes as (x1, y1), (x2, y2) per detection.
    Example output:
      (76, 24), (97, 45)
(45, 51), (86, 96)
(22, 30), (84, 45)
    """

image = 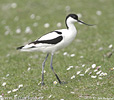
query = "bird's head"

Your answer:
(66, 14), (94, 27)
